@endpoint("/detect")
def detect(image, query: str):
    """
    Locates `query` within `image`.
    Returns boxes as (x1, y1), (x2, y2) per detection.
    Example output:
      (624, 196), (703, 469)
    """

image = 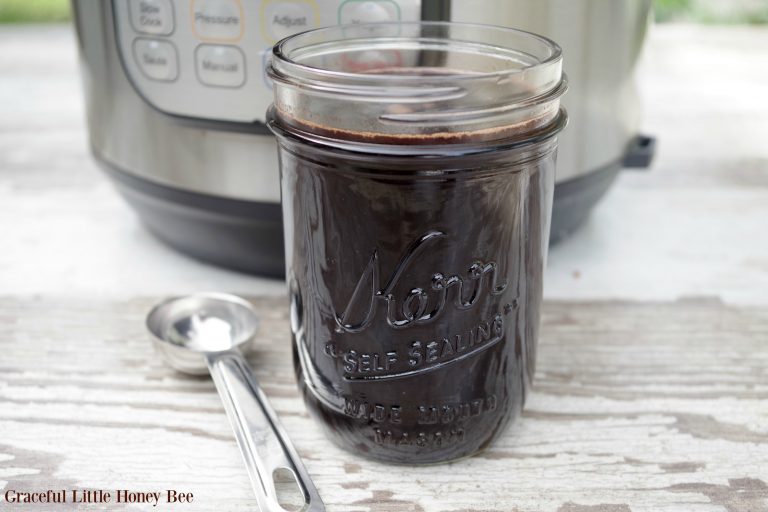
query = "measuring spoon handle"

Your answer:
(207, 350), (325, 512)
